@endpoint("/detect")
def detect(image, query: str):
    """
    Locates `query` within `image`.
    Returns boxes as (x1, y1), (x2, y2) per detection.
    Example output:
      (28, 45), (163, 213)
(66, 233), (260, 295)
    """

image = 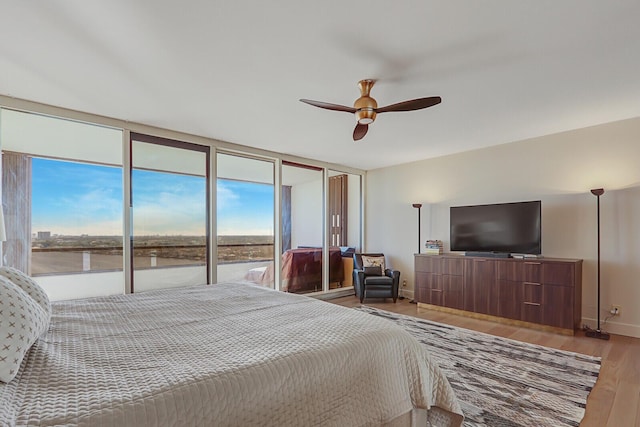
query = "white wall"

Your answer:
(366, 117), (640, 338)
